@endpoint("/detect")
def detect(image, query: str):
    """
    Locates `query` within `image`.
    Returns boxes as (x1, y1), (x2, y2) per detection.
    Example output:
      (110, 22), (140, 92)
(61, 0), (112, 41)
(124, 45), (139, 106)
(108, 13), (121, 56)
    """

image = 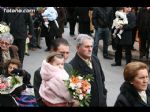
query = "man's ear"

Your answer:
(76, 45), (80, 50)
